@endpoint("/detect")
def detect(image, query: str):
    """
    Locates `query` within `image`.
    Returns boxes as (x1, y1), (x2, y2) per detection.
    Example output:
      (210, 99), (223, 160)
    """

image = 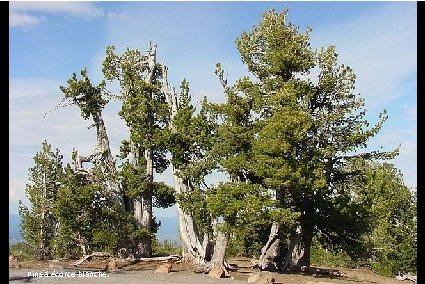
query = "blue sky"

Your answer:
(10, 1), (417, 219)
